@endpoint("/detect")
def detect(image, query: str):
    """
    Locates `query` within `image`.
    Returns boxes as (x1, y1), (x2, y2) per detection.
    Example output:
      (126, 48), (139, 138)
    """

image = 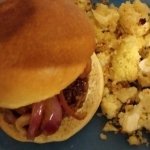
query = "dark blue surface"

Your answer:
(92, 0), (124, 5)
(1, 0), (150, 150)
(0, 115), (150, 150)
(93, 0), (150, 6)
